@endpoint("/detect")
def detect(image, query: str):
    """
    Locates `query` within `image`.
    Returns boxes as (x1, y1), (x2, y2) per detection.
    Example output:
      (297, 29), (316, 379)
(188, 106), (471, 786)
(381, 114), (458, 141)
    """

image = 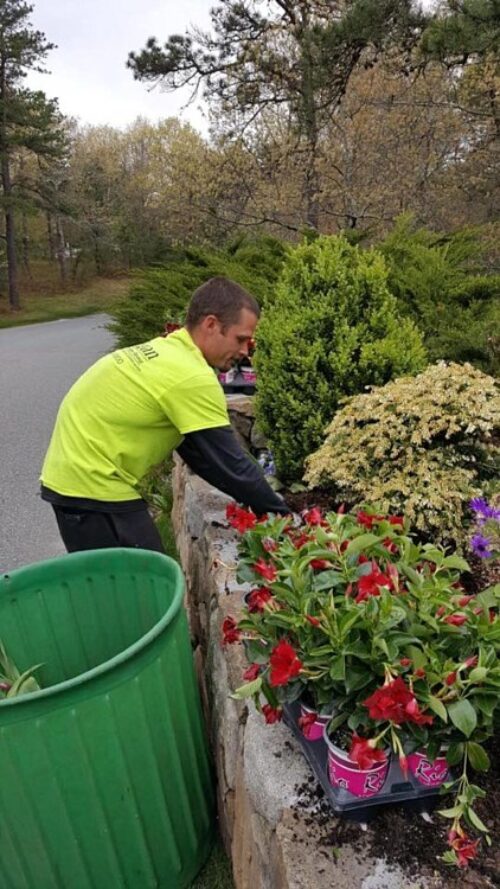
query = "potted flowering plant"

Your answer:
(224, 502), (500, 867)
